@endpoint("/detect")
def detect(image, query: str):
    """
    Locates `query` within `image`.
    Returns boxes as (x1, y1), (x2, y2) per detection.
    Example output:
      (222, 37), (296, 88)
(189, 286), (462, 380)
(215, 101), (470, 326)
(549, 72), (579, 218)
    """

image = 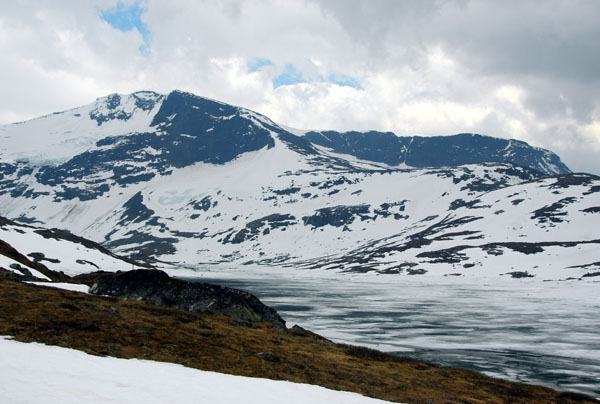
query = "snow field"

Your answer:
(0, 337), (394, 404)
